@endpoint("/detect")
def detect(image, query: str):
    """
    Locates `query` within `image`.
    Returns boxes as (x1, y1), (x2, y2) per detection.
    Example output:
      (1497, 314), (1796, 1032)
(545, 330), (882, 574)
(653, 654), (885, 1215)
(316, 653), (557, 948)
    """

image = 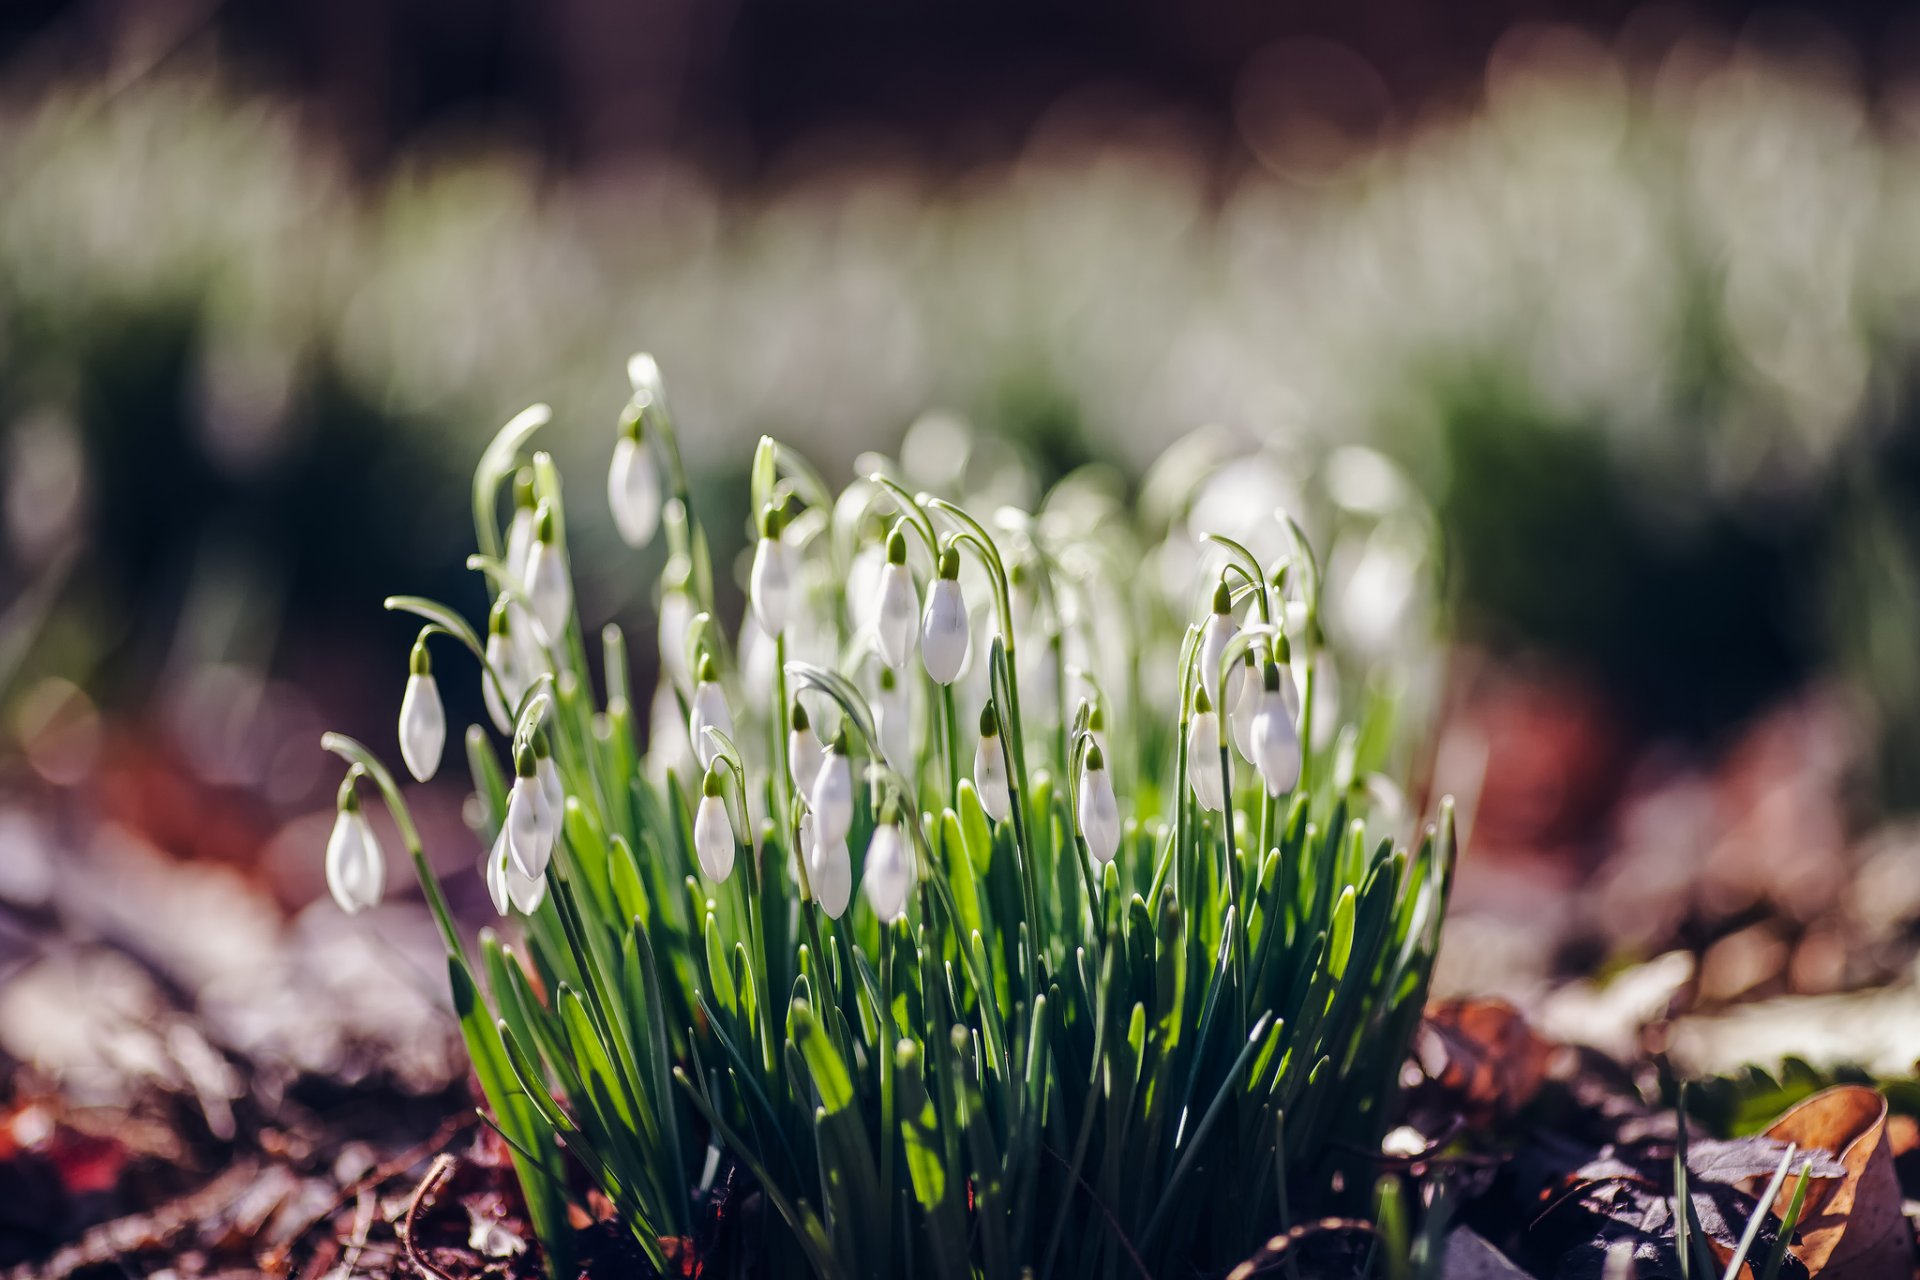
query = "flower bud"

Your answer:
(921, 546), (969, 685)
(809, 734), (854, 849)
(875, 666), (911, 772)
(1249, 662), (1302, 797)
(486, 825), (546, 916)
(787, 701), (824, 795)
(483, 600), (521, 734)
(862, 812), (912, 921)
(507, 745), (556, 878)
(399, 639), (445, 782)
(694, 769), (736, 882)
(809, 827), (853, 919)
(608, 409), (661, 548)
(875, 530), (918, 670)
(1078, 743), (1120, 865)
(689, 655), (734, 770)
(525, 501), (571, 642)
(1198, 577), (1244, 711)
(504, 471), (537, 584)
(1186, 684), (1225, 812)
(973, 703), (1011, 822)
(749, 507), (795, 636)
(325, 785), (386, 914)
